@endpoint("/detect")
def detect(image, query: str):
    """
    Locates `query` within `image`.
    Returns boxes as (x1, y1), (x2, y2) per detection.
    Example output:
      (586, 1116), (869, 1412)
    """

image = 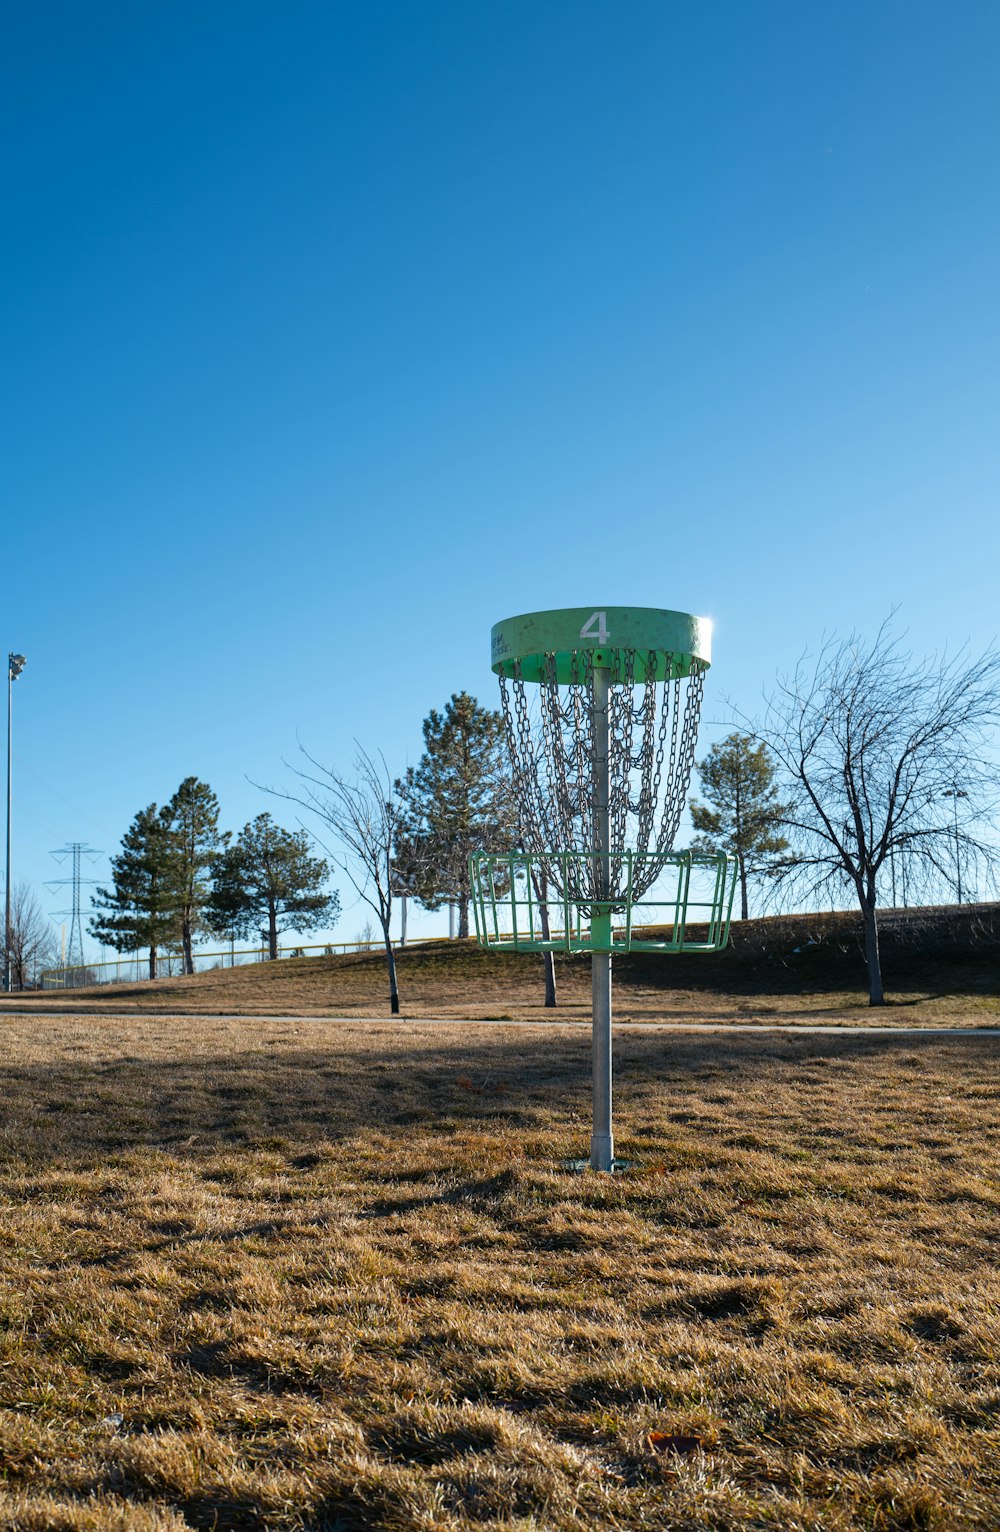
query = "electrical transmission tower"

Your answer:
(46, 843), (102, 968)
